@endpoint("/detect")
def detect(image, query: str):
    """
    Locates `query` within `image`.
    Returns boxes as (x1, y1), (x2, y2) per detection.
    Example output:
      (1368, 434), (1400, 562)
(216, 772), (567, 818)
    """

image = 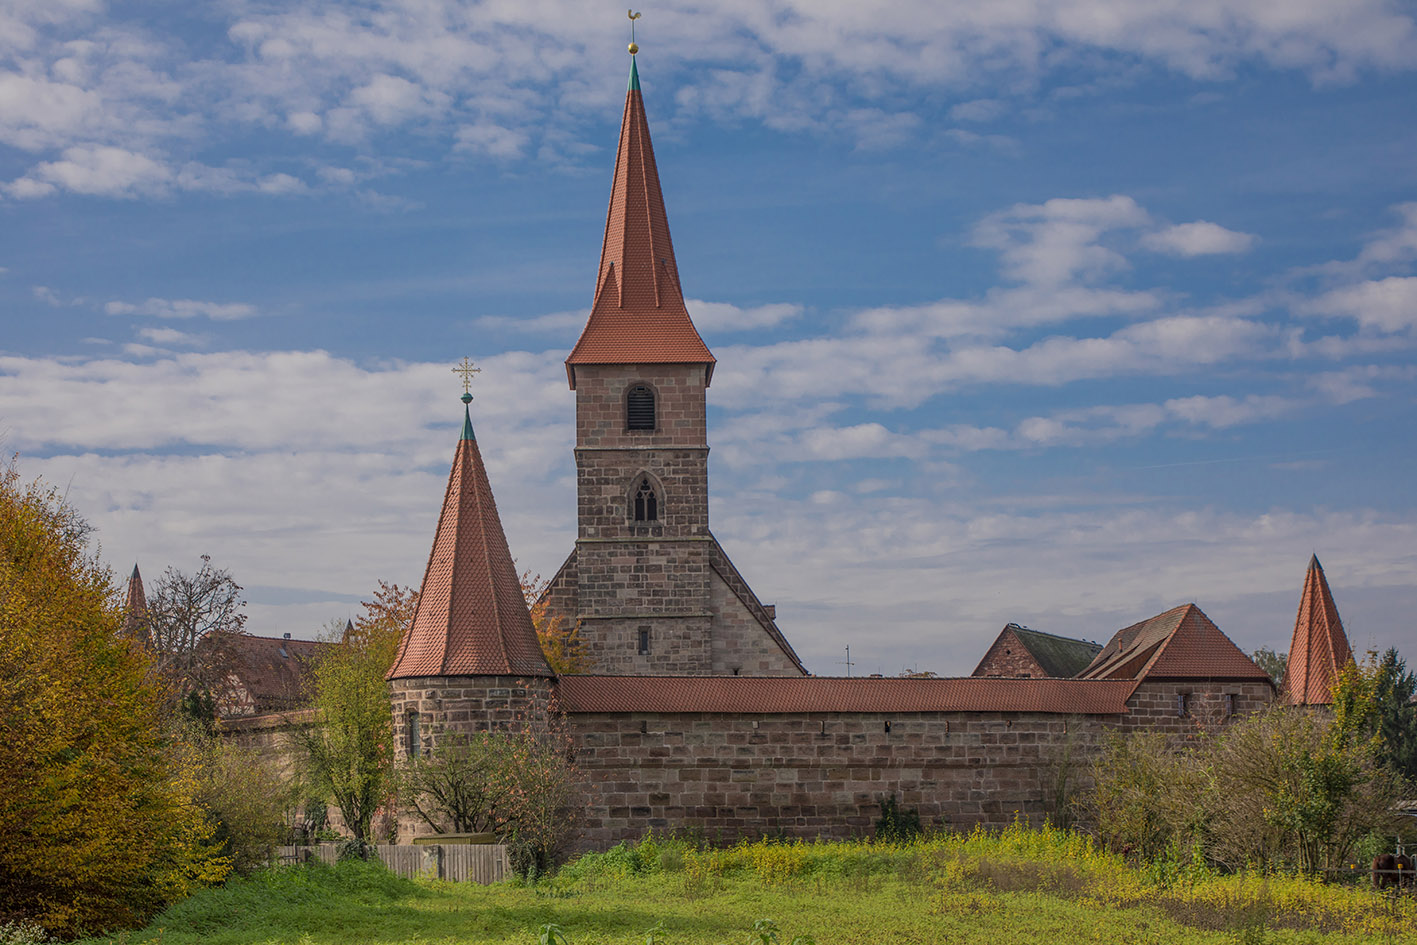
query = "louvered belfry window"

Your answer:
(633, 477), (659, 522)
(627, 385), (655, 430)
